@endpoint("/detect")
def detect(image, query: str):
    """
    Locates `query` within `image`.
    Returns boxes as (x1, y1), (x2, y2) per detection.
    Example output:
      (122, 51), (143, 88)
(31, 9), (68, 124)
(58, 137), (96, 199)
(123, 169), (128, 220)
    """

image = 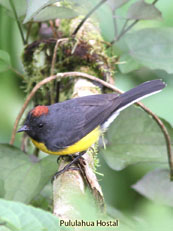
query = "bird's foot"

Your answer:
(51, 166), (80, 182)
(52, 151), (85, 182)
